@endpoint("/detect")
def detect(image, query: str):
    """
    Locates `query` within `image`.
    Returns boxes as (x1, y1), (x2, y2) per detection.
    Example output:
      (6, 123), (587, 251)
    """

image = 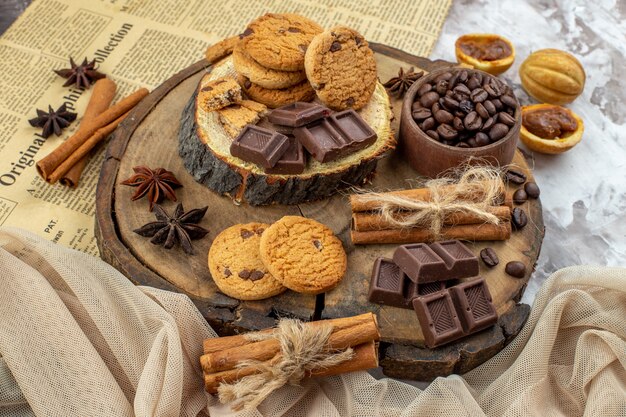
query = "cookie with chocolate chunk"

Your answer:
(233, 43), (307, 89)
(259, 216), (347, 294)
(241, 13), (323, 71)
(304, 26), (377, 110)
(208, 223), (286, 300)
(198, 77), (243, 111)
(217, 100), (268, 138)
(237, 74), (315, 109)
